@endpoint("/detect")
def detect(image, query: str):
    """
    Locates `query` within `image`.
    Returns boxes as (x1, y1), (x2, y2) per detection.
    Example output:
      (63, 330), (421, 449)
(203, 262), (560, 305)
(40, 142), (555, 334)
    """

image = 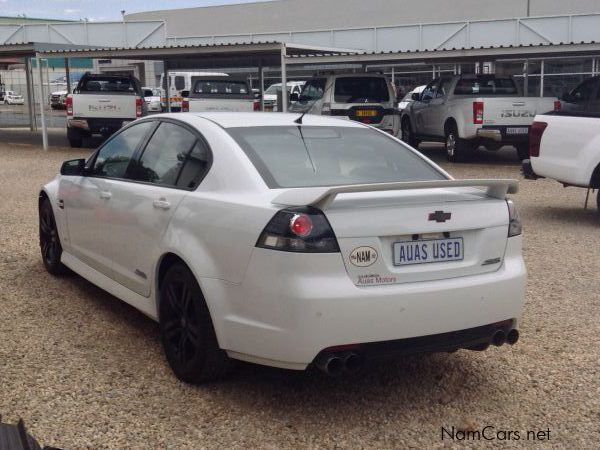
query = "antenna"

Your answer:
(294, 79), (333, 125)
